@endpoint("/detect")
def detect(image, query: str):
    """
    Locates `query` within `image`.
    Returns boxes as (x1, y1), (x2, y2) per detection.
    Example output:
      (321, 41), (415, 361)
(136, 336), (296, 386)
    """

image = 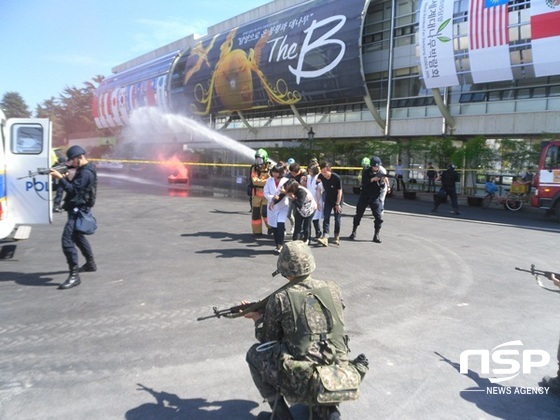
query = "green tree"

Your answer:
(0, 91), (31, 118)
(59, 84), (97, 135)
(425, 136), (458, 170)
(453, 136), (496, 171)
(498, 139), (540, 173)
(35, 75), (105, 146)
(36, 97), (67, 147)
